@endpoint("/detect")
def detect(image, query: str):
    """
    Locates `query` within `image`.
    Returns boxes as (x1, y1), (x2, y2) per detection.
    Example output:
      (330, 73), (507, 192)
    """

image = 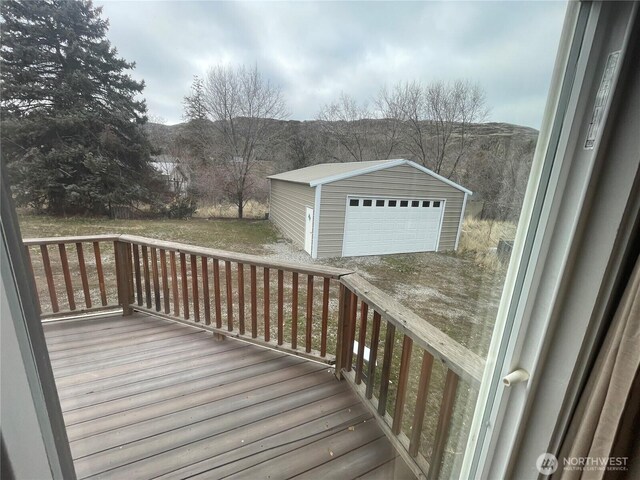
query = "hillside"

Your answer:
(145, 119), (539, 220)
